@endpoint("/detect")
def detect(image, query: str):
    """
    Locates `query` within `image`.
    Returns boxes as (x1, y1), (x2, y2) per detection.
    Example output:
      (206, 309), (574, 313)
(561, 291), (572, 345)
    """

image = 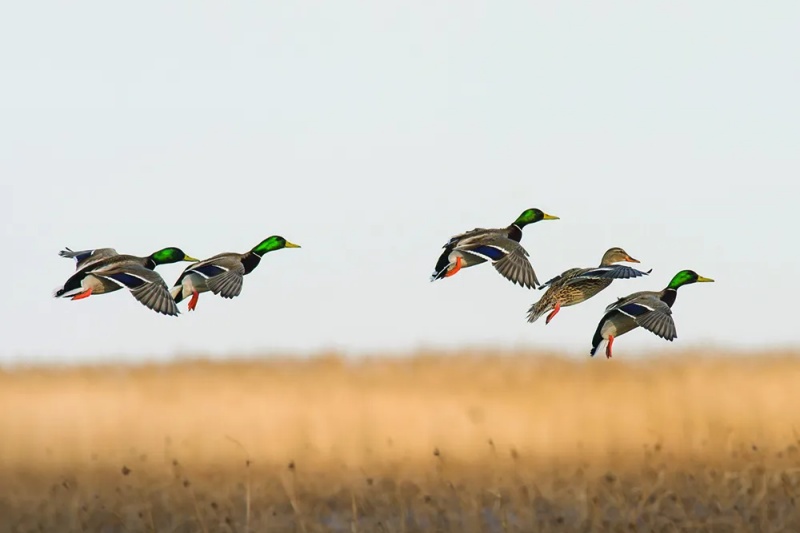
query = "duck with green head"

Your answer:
(430, 208), (559, 289)
(170, 236), (300, 311)
(589, 270), (714, 359)
(54, 247), (198, 316)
